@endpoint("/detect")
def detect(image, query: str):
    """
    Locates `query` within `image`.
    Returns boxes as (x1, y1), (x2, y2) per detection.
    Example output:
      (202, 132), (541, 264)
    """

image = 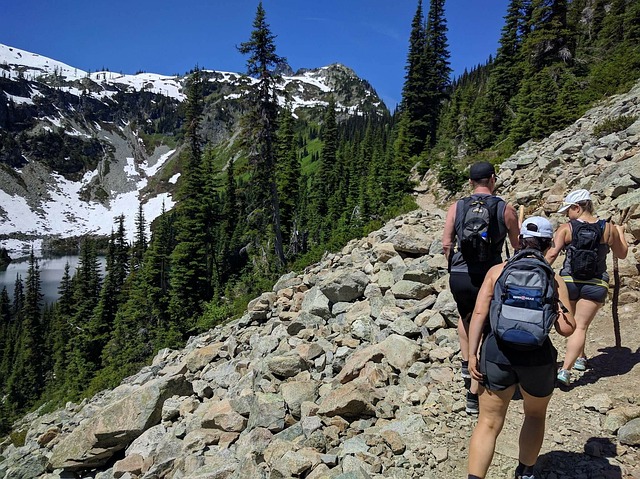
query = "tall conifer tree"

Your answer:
(276, 108), (300, 247)
(169, 69), (212, 326)
(424, 0), (452, 147)
(238, 2), (286, 267)
(396, 0), (430, 161)
(6, 251), (43, 413)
